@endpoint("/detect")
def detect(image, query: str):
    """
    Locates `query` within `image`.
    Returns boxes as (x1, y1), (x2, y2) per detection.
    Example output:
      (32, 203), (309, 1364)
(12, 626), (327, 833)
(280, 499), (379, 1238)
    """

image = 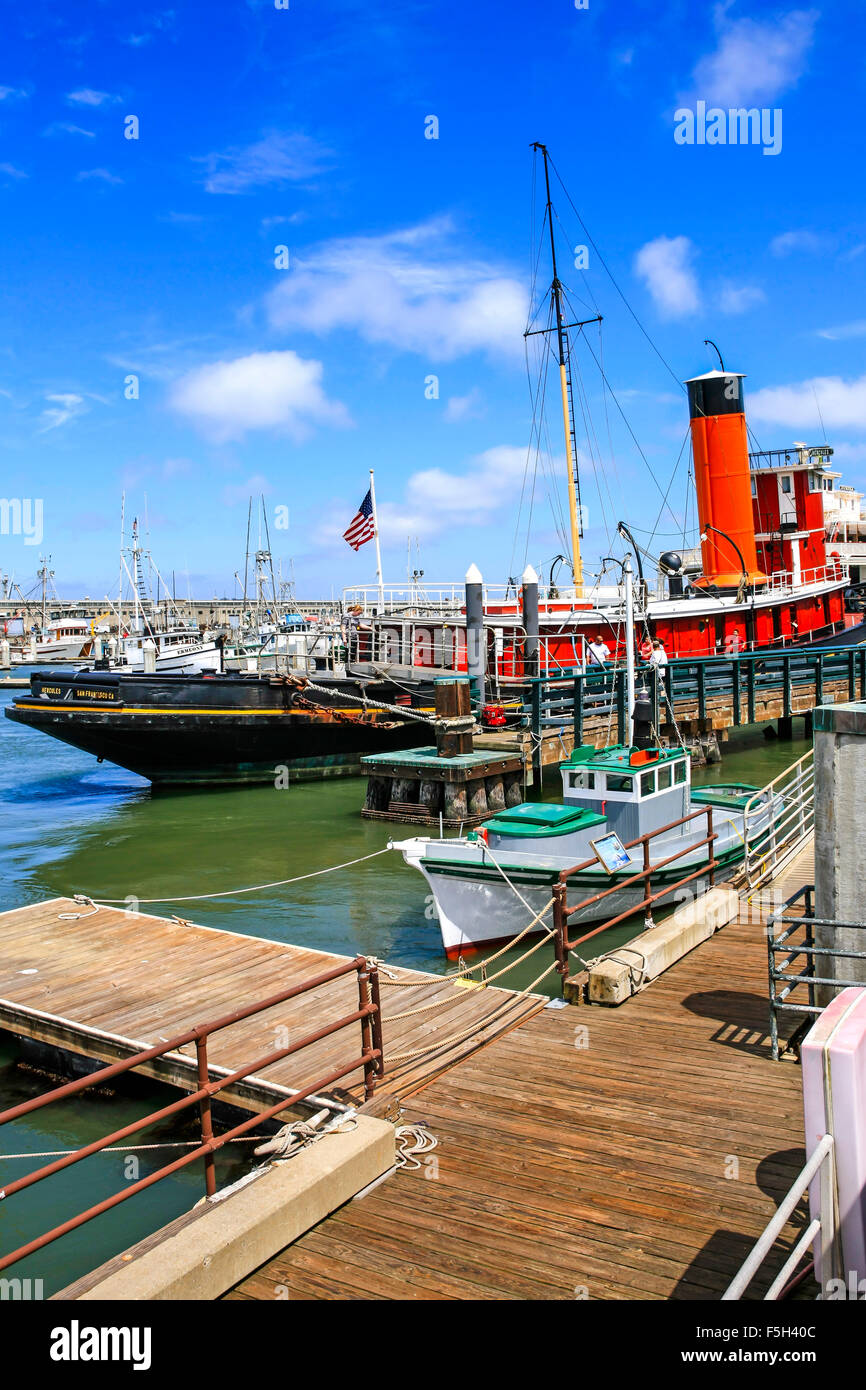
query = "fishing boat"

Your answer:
(12, 617), (100, 664)
(393, 739), (772, 959)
